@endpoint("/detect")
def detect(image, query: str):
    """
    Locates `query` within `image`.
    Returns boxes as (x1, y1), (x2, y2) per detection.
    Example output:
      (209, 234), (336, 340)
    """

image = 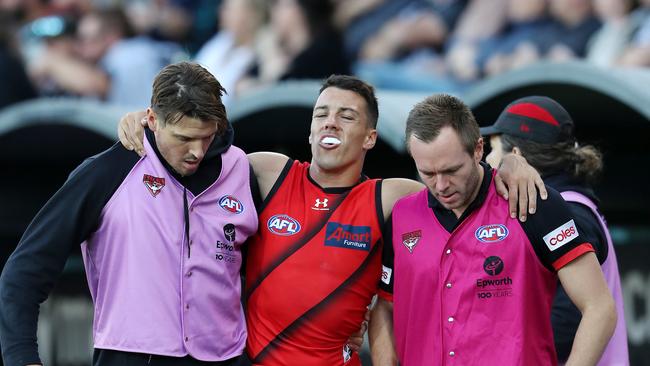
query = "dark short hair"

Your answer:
(319, 75), (379, 128)
(405, 94), (480, 156)
(151, 62), (228, 134)
(499, 134), (603, 183)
